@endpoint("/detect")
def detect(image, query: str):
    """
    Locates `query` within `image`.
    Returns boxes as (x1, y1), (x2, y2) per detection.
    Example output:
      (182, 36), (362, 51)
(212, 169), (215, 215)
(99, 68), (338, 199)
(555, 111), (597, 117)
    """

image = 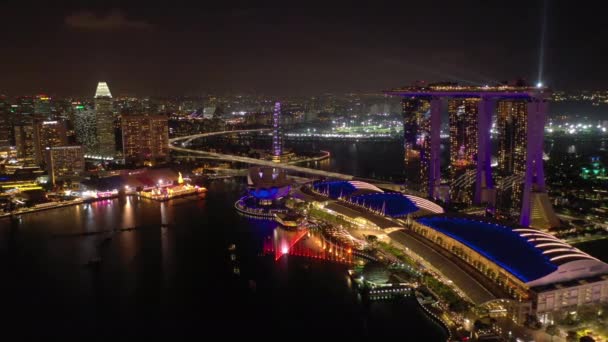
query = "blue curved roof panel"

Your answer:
(312, 181), (357, 199)
(416, 216), (558, 283)
(351, 193), (419, 217)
